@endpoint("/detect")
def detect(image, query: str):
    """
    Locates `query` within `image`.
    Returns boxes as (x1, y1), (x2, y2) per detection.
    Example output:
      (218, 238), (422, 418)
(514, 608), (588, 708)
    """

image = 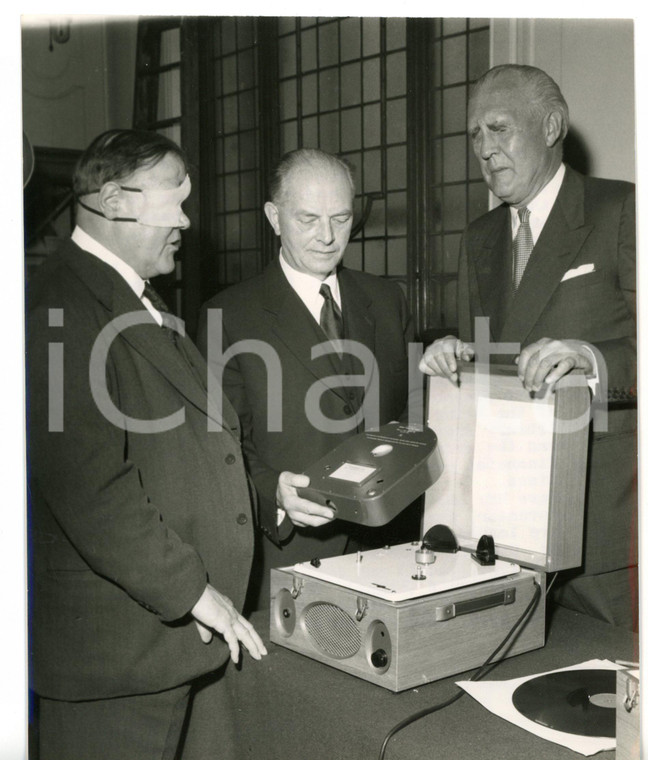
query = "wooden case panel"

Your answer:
(270, 566), (545, 692)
